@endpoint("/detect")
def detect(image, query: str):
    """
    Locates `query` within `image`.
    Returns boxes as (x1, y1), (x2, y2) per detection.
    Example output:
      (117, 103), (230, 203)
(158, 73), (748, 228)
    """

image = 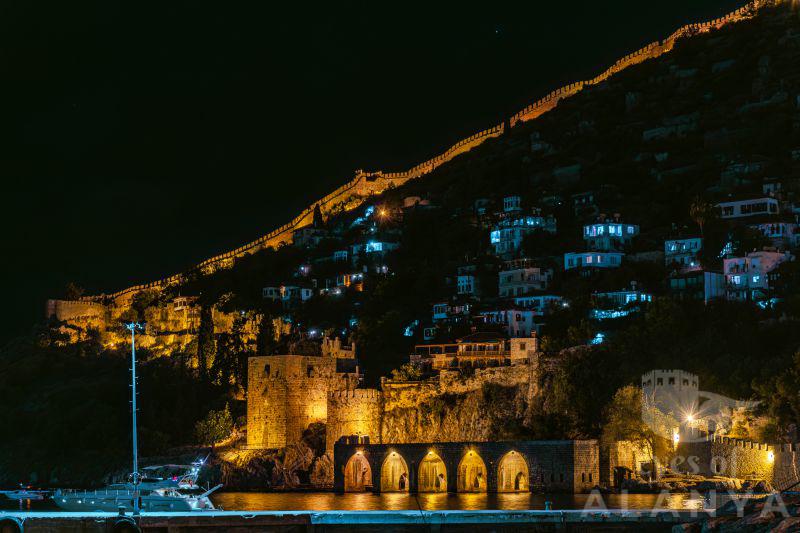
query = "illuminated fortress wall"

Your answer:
(46, 0), (783, 335)
(246, 354), (362, 449)
(325, 389), (383, 451)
